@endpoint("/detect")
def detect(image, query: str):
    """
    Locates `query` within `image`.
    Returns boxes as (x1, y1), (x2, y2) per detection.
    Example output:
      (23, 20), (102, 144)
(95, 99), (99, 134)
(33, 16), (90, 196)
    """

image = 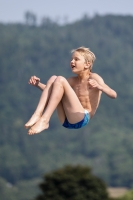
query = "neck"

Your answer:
(77, 70), (91, 81)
